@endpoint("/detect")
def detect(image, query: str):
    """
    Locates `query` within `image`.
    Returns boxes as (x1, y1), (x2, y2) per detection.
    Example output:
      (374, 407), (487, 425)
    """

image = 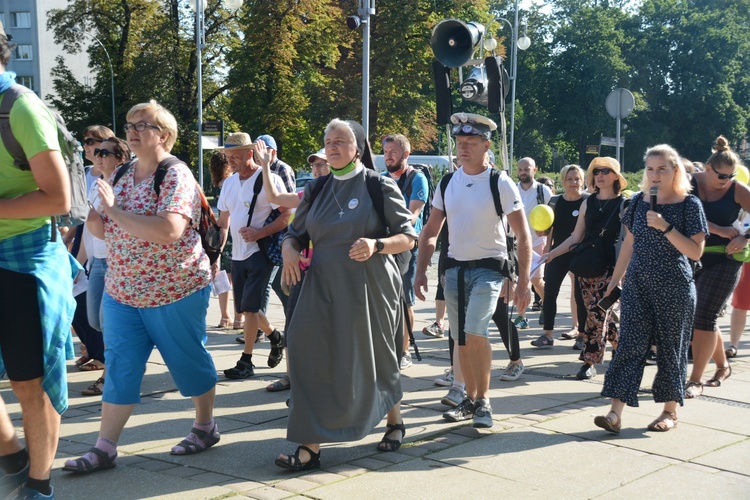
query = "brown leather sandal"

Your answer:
(594, 411), (621, 434)
(684, 380), (703, 398)
(705, 365), (731, 387)
(647, 411), (677, 432)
